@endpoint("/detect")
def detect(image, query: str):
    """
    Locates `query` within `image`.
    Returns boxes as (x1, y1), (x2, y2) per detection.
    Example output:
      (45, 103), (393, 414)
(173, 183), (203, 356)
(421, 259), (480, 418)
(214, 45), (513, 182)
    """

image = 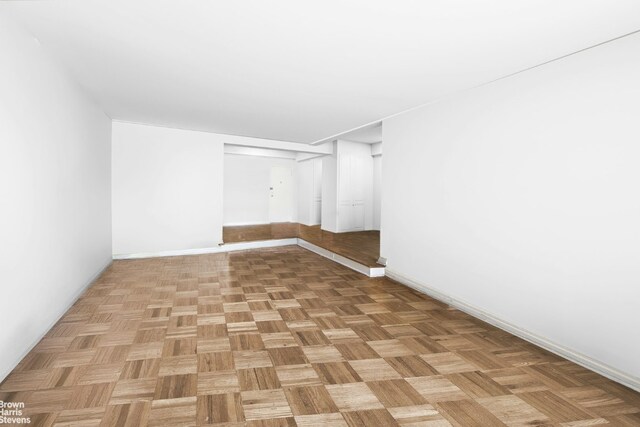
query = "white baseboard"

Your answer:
(297, 239), (385, 278)
(113, 239), (385, 279)
(112, 238), (298, 260)
(222, 221), (271, 226)
(0, 258), (113, 383)
(385, 268), (640, 393)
